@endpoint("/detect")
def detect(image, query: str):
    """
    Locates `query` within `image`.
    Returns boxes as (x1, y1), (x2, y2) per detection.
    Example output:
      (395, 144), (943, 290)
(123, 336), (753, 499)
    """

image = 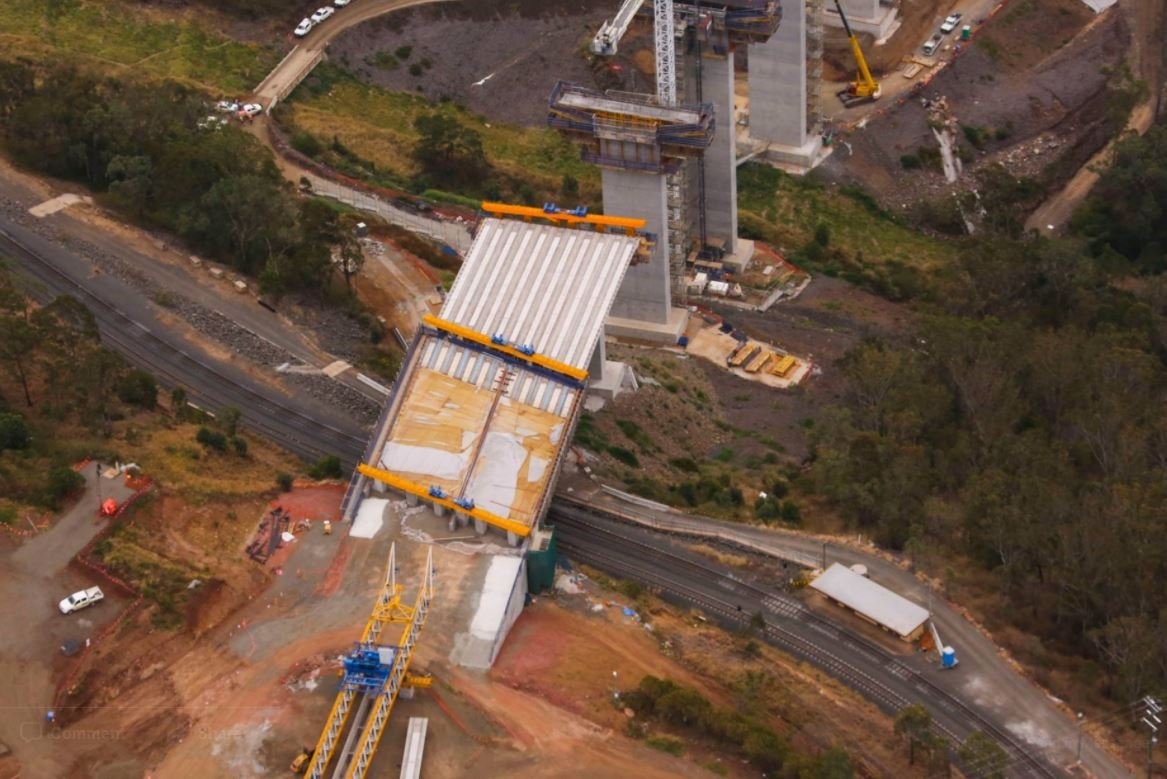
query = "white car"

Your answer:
(294, 18), (313, 37)
(310, 6), (335, 23)
(239, 103), (263, 118)
(214, 100), (240, 113)
(922, 34), (943, 56)
(59, 587), (104, 614)
(939, 13), (963, 33)
(334, 0), (351, 5)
